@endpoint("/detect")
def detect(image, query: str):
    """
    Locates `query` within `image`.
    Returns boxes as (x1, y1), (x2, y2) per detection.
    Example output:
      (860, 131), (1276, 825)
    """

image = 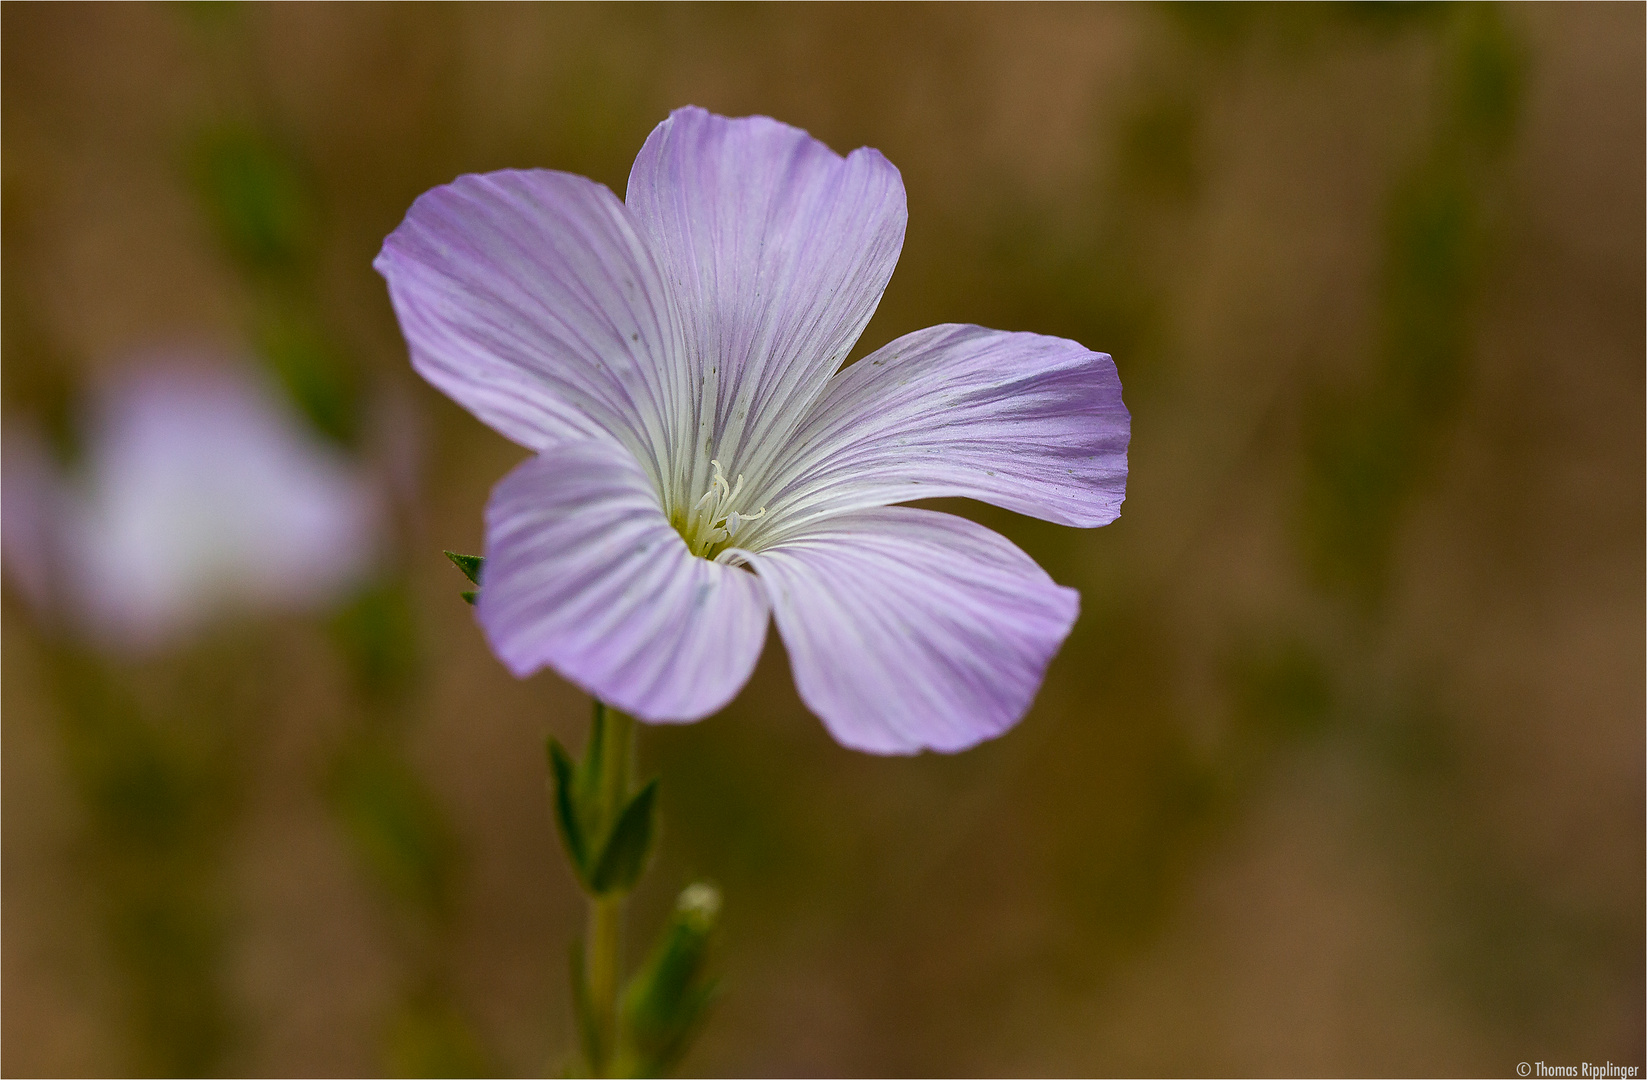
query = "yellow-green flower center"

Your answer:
(672, 459), (766, 560)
